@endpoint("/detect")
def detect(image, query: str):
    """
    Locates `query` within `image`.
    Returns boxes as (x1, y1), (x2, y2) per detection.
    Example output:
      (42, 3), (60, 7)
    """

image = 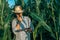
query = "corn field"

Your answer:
(0, 0), (60, 40)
